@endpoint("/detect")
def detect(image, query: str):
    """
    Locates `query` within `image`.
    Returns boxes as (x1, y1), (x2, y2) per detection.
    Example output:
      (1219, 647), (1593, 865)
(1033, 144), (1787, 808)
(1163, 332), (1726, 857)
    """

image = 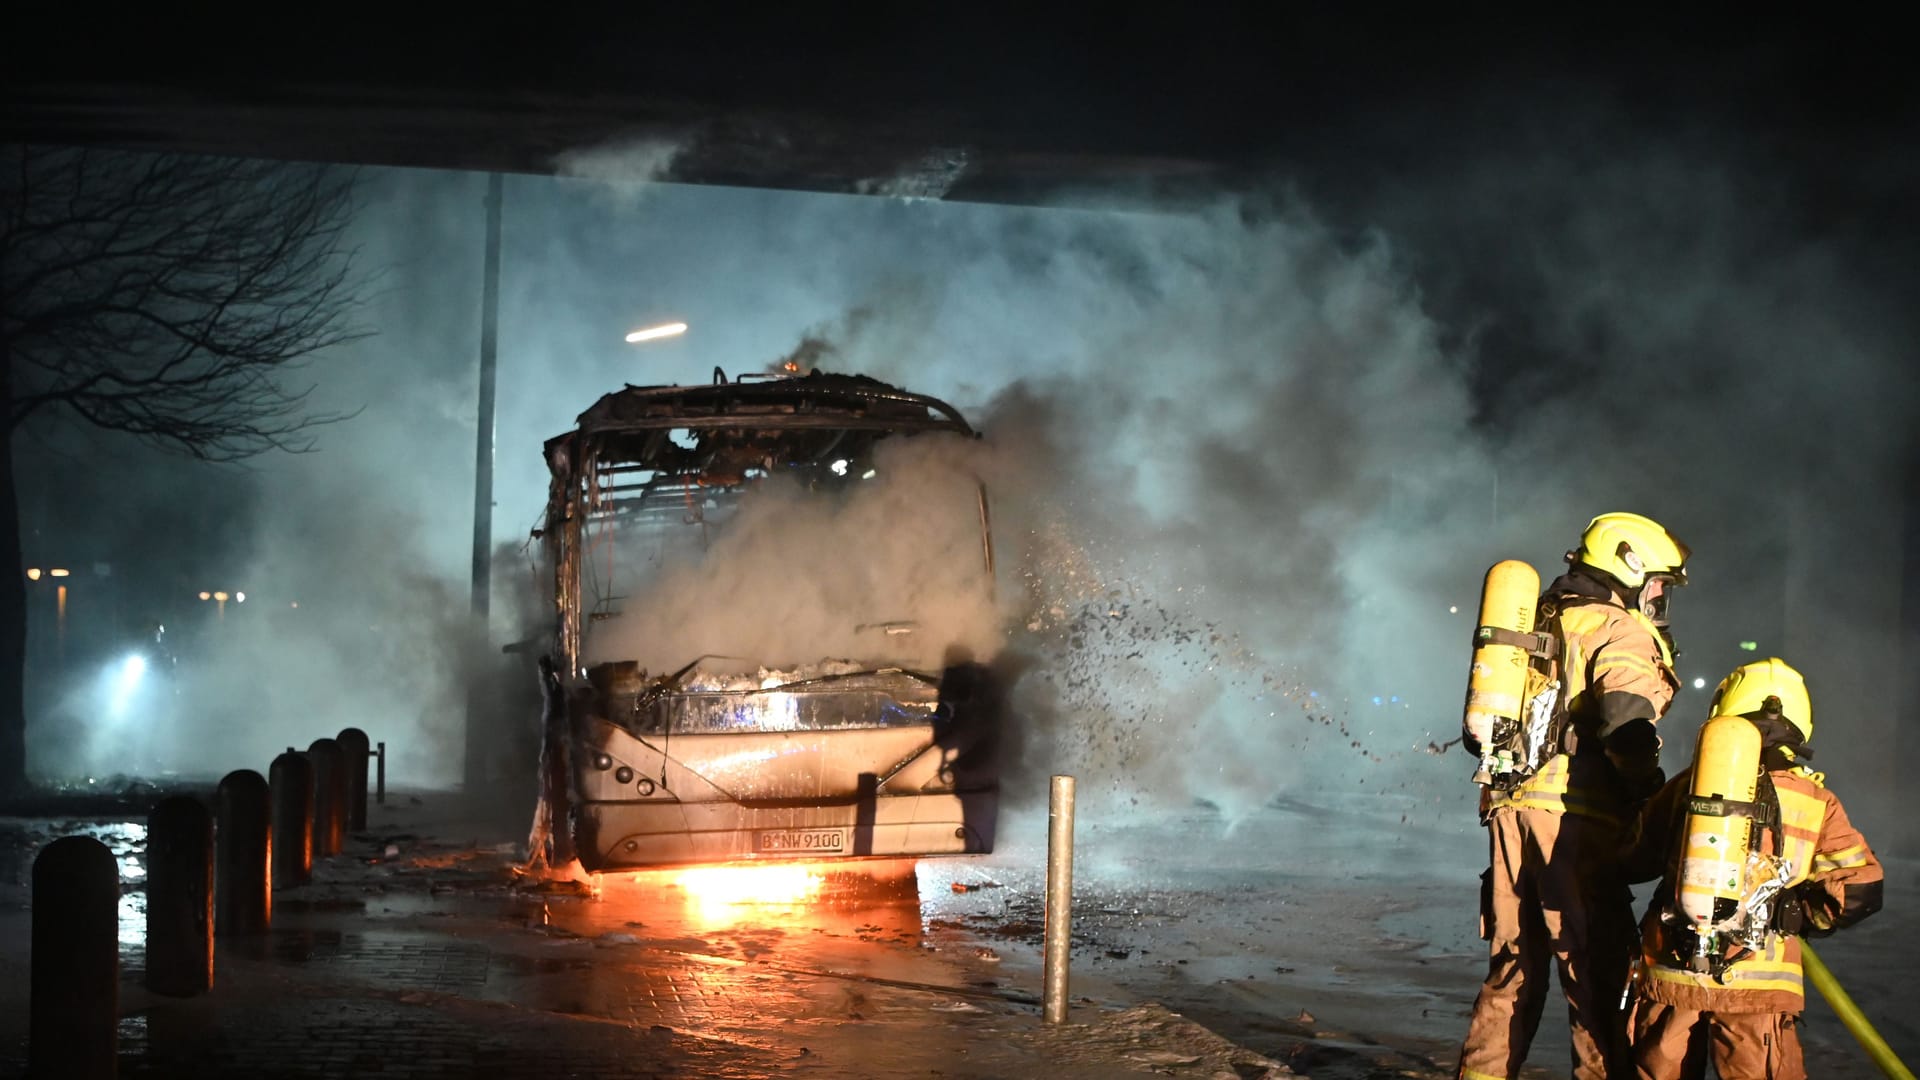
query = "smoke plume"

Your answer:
(22, 104), (1917, 849)
(582, 432), (1003, 674)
